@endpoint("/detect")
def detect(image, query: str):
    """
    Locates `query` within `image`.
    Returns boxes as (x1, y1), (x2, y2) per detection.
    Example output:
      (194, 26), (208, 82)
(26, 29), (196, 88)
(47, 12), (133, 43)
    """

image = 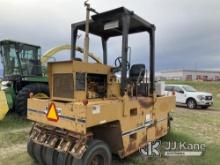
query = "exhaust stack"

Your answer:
(83, 1), (99, 63)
